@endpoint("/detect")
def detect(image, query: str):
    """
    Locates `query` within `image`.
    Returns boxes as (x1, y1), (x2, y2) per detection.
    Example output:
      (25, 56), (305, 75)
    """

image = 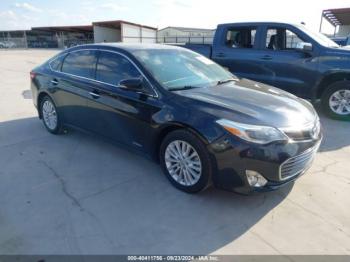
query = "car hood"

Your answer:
(174, 78), (317, 128)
